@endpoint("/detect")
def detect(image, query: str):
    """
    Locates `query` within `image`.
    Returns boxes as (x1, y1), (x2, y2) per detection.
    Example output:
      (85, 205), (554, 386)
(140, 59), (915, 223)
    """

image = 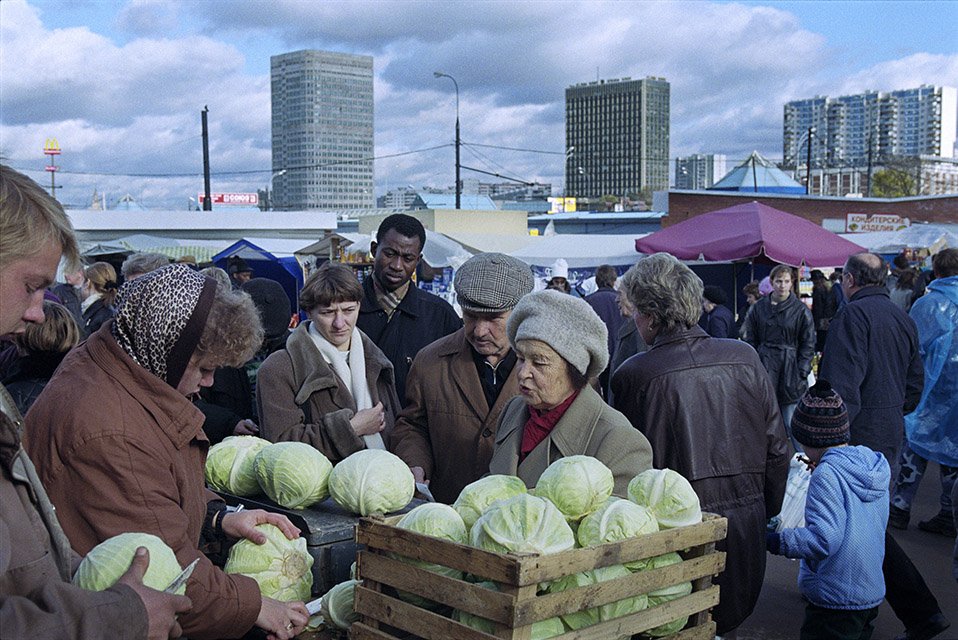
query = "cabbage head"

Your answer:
(576, 497), (659, 558)
(205, 435), (271, 496)
(534, 456), (614, 522)
(453, 475), (528, 529)
(73, 532), (183, 594)
(224, 523), (313, 601)
(393, 503), (468, 607)
(544, 564), (648, 630)
(321, 579), (361, 630)
(470, 494), (575, 556)
(454, 583), (566, 639)
(327, 449), (414, 516)
(254, 442), (332, 509)
(637, 552), (693, 636)
(627, 468), (702, 529)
